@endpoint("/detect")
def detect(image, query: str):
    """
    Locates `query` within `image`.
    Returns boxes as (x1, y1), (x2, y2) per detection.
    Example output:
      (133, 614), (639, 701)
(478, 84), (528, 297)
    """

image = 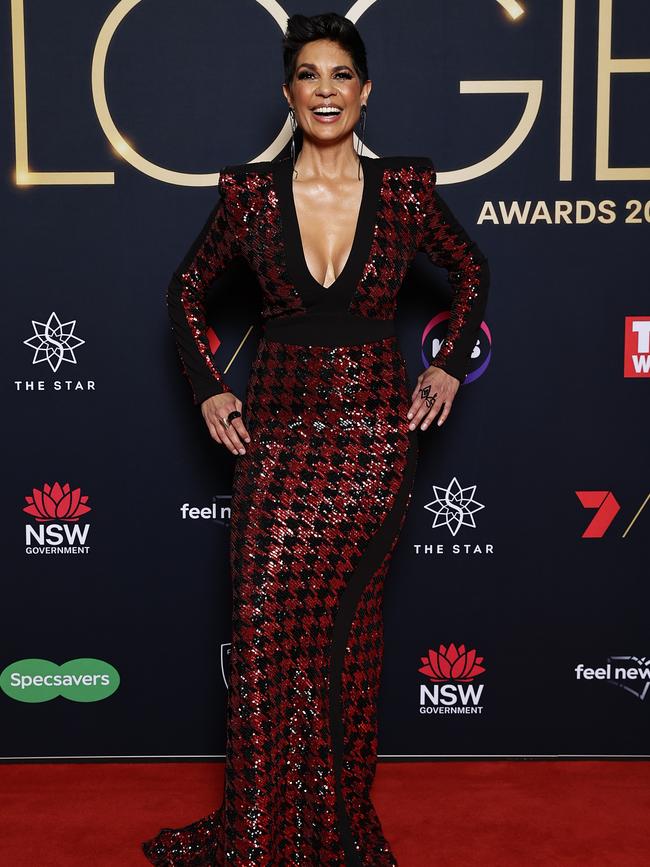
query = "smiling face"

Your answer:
(282, 39), (371, 145)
